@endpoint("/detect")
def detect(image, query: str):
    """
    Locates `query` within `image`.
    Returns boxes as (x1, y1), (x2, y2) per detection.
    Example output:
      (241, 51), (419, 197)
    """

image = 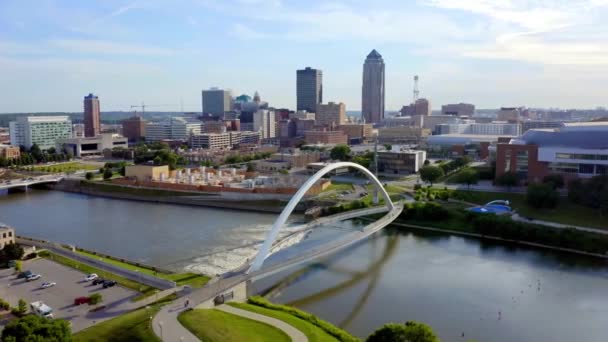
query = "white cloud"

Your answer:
(48, 39), (174, 56)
